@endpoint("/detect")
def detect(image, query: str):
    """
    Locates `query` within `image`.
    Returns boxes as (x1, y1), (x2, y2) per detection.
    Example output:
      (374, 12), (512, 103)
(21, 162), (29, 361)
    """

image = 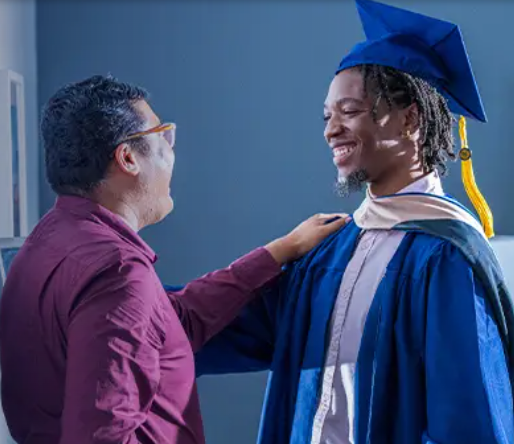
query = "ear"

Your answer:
(113, 143), (140, 176)
(402, 103), (421, 135)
